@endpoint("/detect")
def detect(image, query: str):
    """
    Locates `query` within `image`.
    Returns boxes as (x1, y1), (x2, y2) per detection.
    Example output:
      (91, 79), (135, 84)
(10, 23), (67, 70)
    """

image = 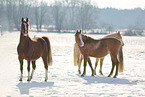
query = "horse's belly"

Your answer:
(20, 51), (42, 61)
(93, 52), (108, 58)
(87, 48), (109, 58)
(27, 53), (42, 61)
